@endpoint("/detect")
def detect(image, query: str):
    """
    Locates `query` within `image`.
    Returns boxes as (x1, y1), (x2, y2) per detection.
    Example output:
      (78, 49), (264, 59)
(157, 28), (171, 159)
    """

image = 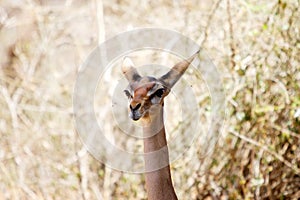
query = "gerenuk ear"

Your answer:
(121, 57), (142, 82)
(159, 50), (199, 88)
